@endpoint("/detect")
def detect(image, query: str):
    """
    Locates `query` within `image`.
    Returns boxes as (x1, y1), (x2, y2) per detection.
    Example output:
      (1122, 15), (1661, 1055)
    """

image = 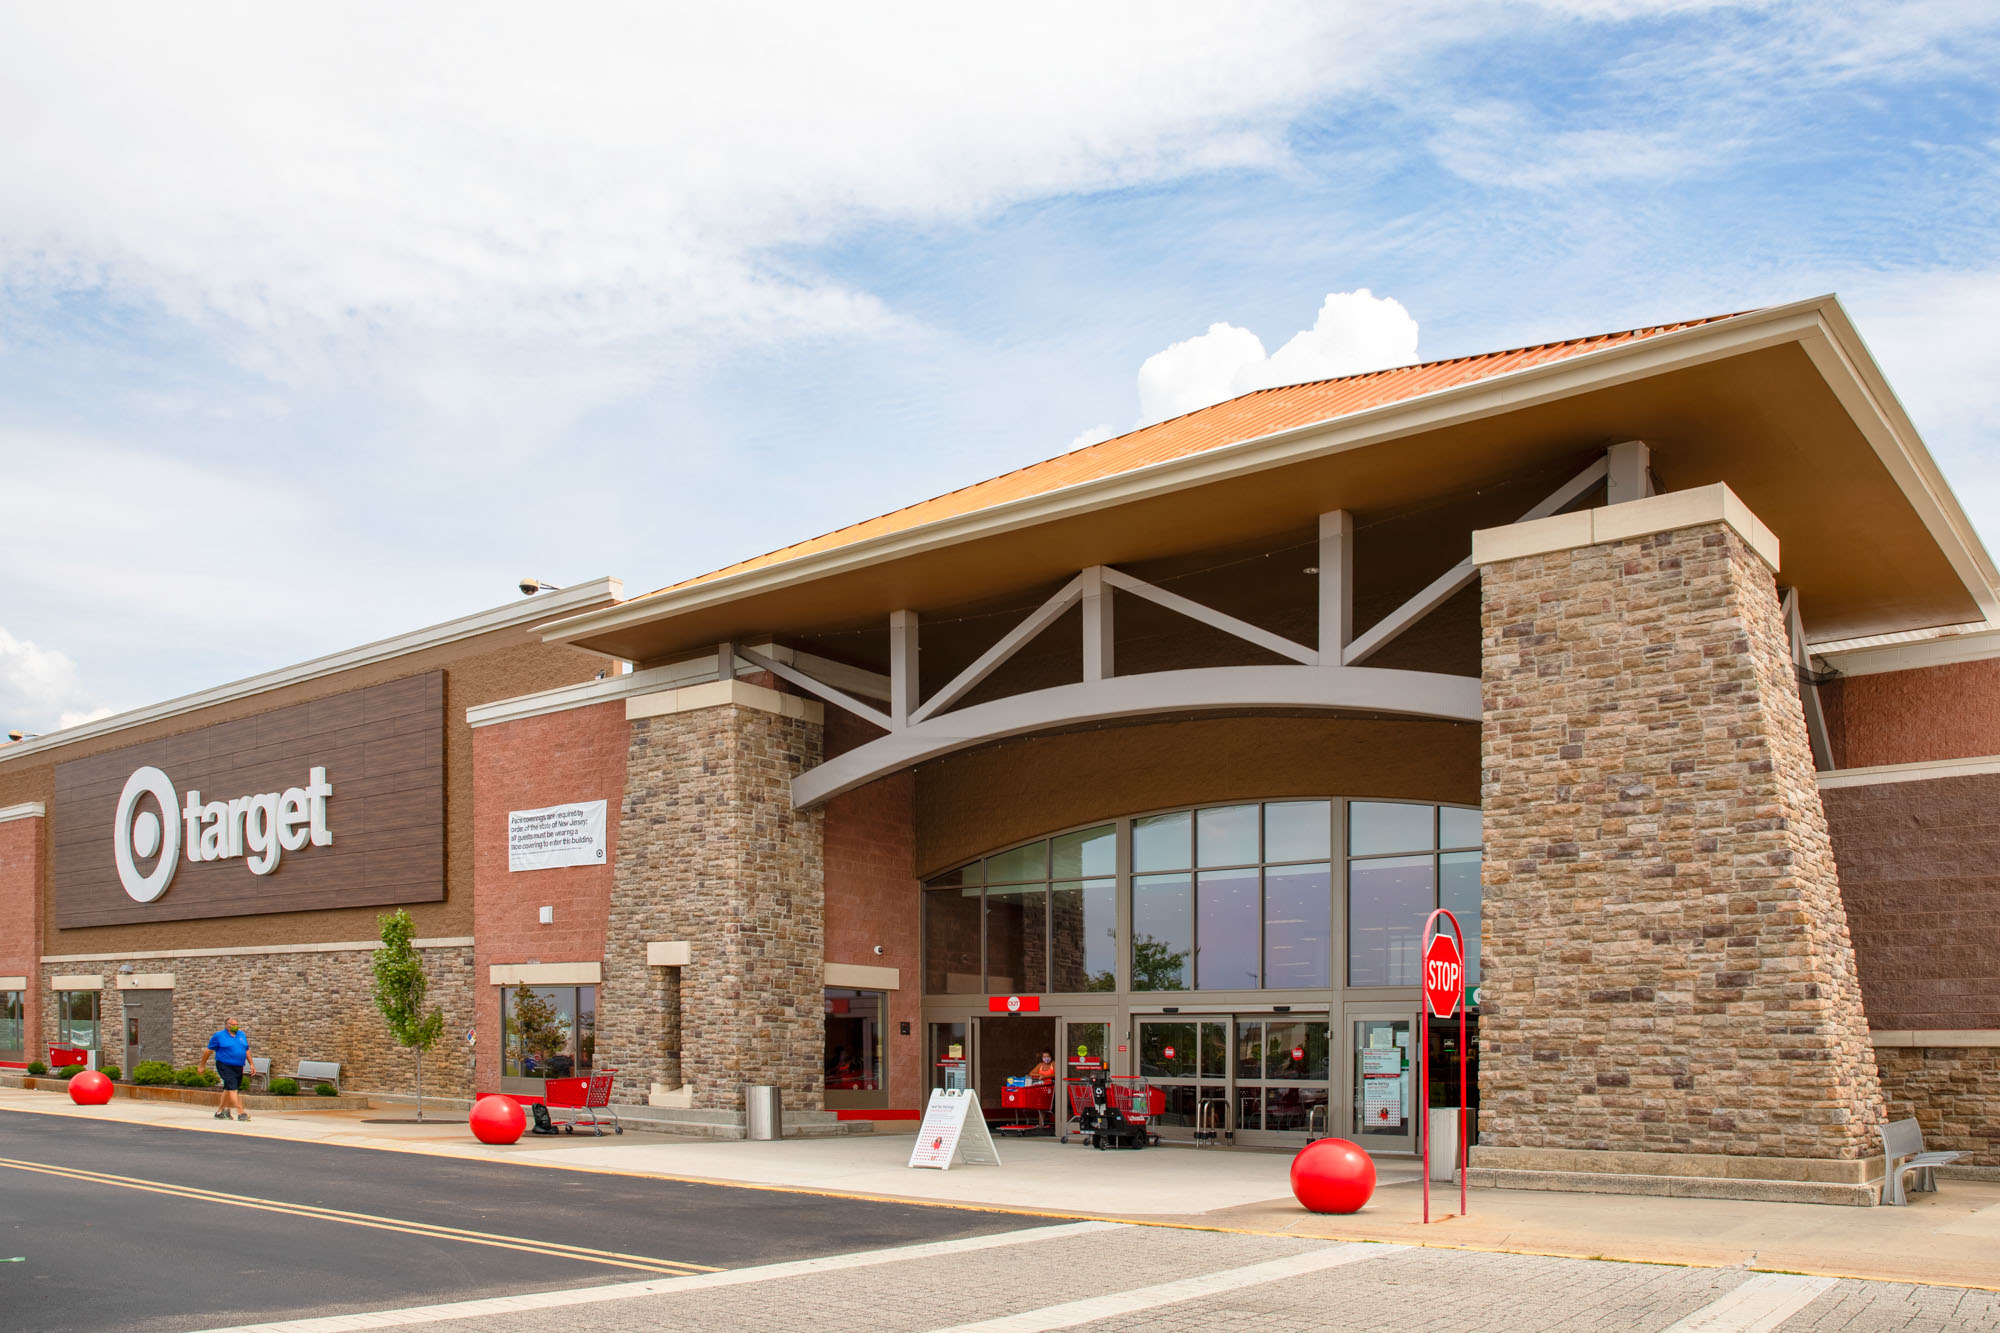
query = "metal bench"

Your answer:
(249, 1057), (271, 1090)
(1879, 1117), (1963, 1205)
(293, 1060), (341, 1094)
